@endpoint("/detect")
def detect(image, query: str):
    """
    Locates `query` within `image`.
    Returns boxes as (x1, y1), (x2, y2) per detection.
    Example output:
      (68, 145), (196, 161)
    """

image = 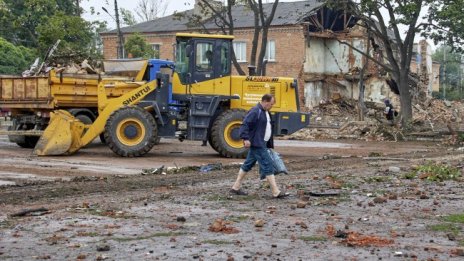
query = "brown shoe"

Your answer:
(229, 188), (248, 196)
